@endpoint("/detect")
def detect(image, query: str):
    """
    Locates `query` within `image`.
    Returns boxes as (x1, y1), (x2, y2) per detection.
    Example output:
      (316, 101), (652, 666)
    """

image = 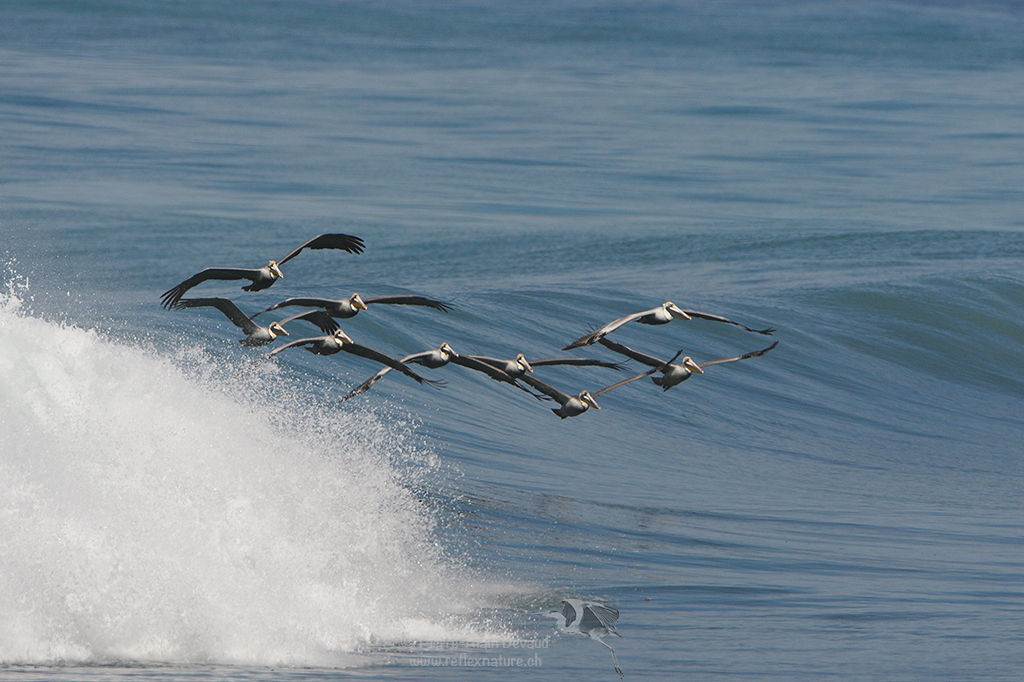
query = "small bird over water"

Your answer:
(546, 599), (624, 679)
